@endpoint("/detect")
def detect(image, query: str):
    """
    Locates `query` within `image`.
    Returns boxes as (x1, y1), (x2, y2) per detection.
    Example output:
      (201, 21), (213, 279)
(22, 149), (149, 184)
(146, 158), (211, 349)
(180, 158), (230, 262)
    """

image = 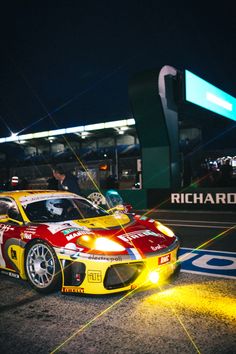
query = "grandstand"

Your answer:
(0, 119), (140, 190)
